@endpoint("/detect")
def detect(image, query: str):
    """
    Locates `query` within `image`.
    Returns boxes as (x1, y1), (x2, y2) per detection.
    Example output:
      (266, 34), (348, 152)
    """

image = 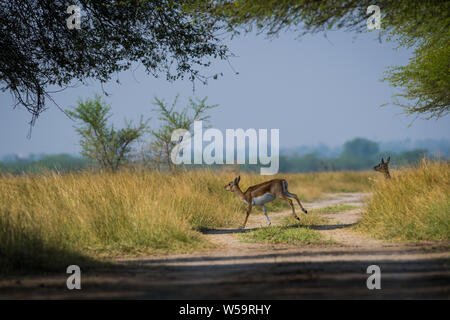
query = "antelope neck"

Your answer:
(233, 186), (246, 200)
